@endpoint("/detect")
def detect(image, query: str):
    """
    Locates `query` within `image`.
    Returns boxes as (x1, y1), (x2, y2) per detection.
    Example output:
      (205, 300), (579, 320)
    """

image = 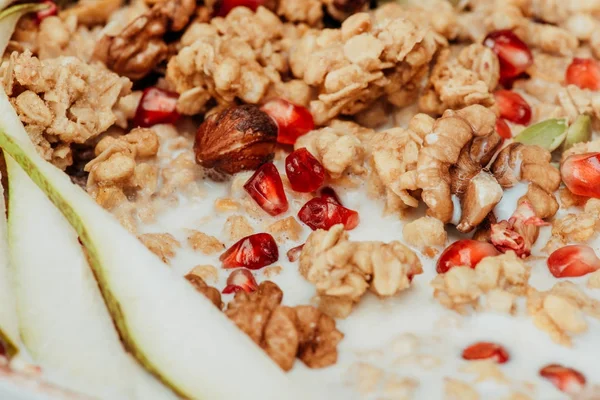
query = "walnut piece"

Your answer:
(194, 105), (277, 176)
(527, 282), (600, 346)
(2, 50), (131, 170)
(94, 0), (195, 80)
(431, 252), (530, 314)
(299, 225), (422, 318)
(225, 281), (343, 371)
